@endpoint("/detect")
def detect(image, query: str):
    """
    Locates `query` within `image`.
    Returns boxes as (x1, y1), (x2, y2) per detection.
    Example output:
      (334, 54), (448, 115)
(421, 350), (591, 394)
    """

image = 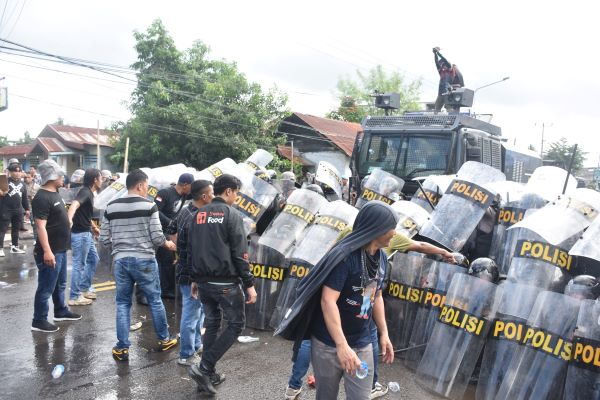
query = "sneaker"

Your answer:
(210, 371), (226, 386)
(158, 335), (178, 352)
(31, 320), (59, 332)
(54, 310), (82, 321)
(188, 364), (216, 394)
(112, 347), (129, 361)
(82, 291), (97, 300)
(0, 249), (4, 257)
(68, 295), (93, 306)
(177, 352), (201, 366)
(370, 382), (389, 399)
(285, 386), (302, 399)
(10, 245), (25, 254)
